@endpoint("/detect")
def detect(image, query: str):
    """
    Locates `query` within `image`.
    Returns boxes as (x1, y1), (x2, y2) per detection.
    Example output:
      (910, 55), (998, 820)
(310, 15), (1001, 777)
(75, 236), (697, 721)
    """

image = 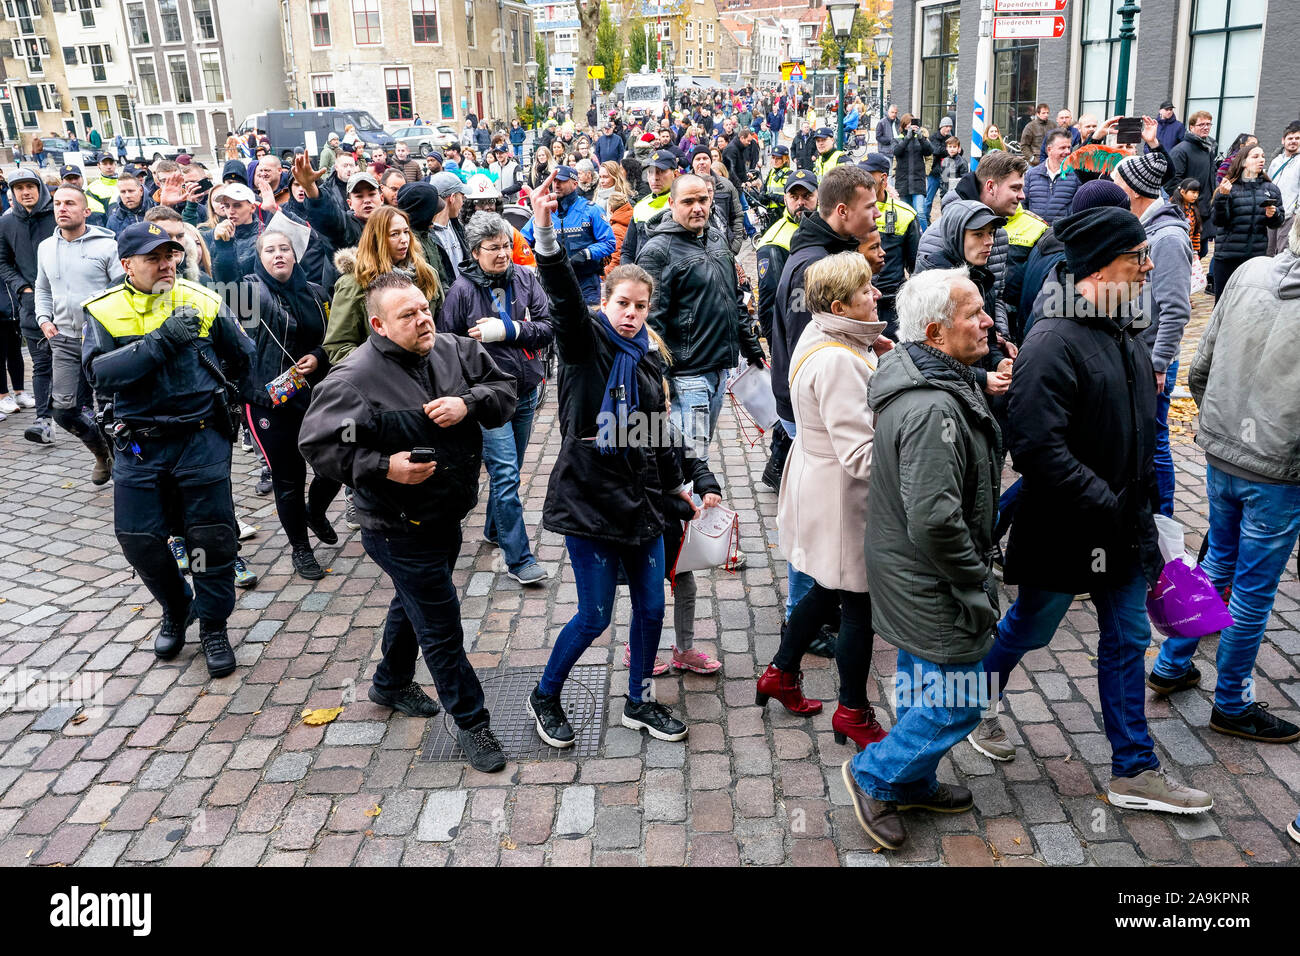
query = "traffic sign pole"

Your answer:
(970, 3), (994, 169)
